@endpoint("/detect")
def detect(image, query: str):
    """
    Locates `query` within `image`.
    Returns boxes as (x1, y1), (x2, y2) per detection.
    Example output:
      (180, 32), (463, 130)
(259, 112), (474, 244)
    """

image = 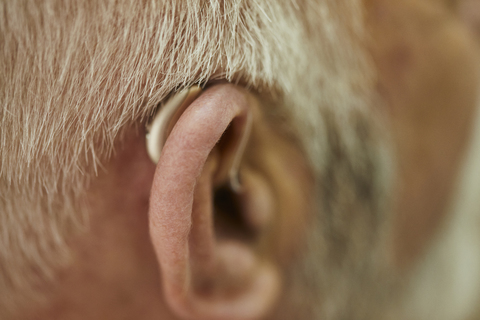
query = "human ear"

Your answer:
(147, 84), (309, 320)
